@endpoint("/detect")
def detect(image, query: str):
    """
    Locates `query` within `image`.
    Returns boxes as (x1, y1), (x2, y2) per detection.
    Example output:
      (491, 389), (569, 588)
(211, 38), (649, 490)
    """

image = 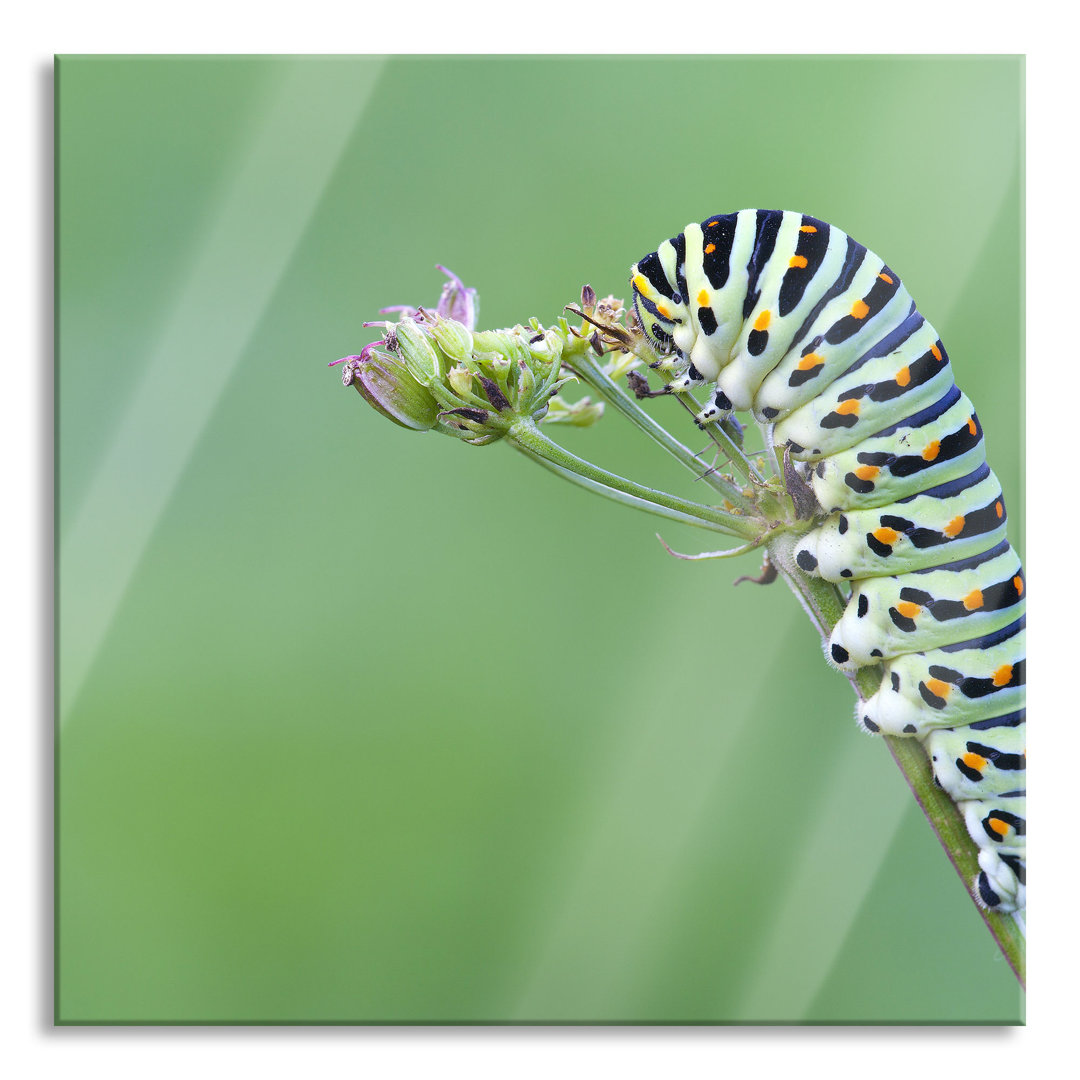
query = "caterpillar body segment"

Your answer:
(828, 544), (1024, 668)
(794, 463), (1008, 582)
(861, 622), (1025, 736)
(749, 270), (916, 422)
(630, 210), (1026, 914)
(805, 388), (986, 513)
(771, 324), (956, 461)
(925, 721), (1025, 801)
